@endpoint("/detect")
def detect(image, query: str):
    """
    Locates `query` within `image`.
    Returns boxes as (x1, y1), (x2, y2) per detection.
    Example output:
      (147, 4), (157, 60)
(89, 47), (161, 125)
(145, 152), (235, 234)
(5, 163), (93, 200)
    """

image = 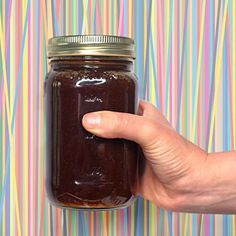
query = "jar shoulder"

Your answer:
(45, 69), (138, 87)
